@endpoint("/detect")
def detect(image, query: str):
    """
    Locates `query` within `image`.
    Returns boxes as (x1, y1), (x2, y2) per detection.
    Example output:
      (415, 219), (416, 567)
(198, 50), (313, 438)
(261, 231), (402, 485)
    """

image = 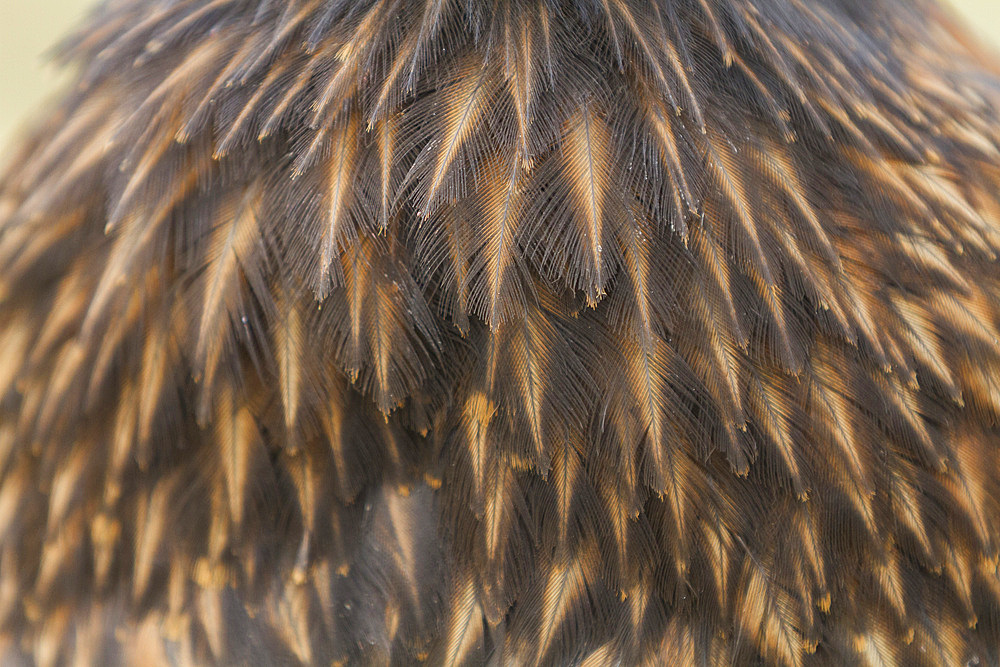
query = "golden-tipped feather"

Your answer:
(2, 0), (1000, 664)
